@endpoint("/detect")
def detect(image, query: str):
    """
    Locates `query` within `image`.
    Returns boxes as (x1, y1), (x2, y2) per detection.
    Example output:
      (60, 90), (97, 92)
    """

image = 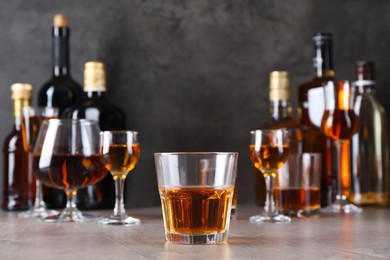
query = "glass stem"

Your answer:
(65, 189), (77, 211)
(264, 174), (277, 216)
(334, 140), (346, 204)
(34, 180), (45, 209)
(113, 175), (127, 218)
